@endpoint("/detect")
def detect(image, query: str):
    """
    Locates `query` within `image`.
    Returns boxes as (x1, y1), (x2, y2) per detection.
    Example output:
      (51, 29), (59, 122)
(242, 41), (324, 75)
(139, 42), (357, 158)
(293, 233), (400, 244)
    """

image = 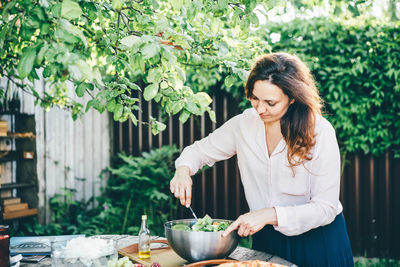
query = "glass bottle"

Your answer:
(138, 215), (150, 259)
(0, 225), (10, 267)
